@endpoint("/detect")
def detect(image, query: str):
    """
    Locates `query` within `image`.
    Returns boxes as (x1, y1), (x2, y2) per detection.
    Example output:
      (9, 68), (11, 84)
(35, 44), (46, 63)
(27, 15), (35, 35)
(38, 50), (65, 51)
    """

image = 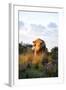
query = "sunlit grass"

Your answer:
(19, 53), (33, 64)
(19, 45), (58, 78)
(19, 52), (48, 65)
